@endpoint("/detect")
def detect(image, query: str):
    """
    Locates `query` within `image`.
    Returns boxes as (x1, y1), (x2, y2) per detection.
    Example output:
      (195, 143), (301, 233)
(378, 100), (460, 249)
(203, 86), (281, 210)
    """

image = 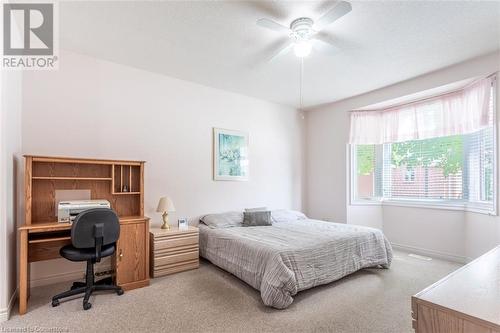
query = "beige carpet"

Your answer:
(2, 250), (460, 333)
